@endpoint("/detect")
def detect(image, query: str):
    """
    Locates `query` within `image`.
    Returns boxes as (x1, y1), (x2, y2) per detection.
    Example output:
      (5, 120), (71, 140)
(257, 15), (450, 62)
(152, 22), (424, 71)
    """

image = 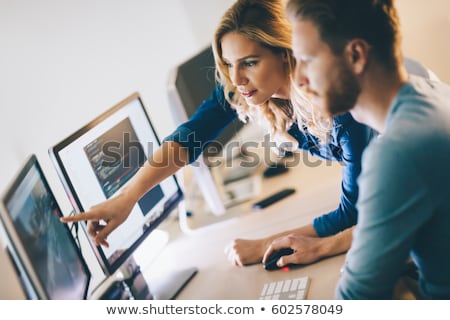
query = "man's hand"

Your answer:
(263, 234), (325, 267)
